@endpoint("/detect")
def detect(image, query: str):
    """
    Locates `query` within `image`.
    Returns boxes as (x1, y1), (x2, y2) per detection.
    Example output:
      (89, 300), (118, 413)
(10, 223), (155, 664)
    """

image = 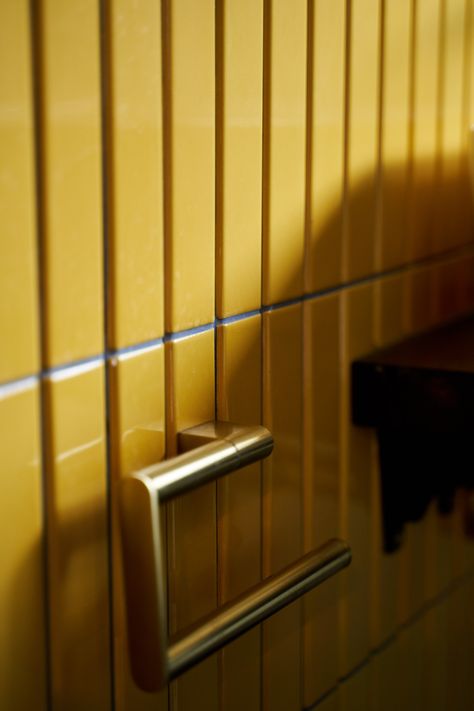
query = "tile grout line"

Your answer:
(29, 0), (53, 707)
(1, 240), (474, 396)
(98, 0), (116, 707)
(305, 564), (474, 709)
